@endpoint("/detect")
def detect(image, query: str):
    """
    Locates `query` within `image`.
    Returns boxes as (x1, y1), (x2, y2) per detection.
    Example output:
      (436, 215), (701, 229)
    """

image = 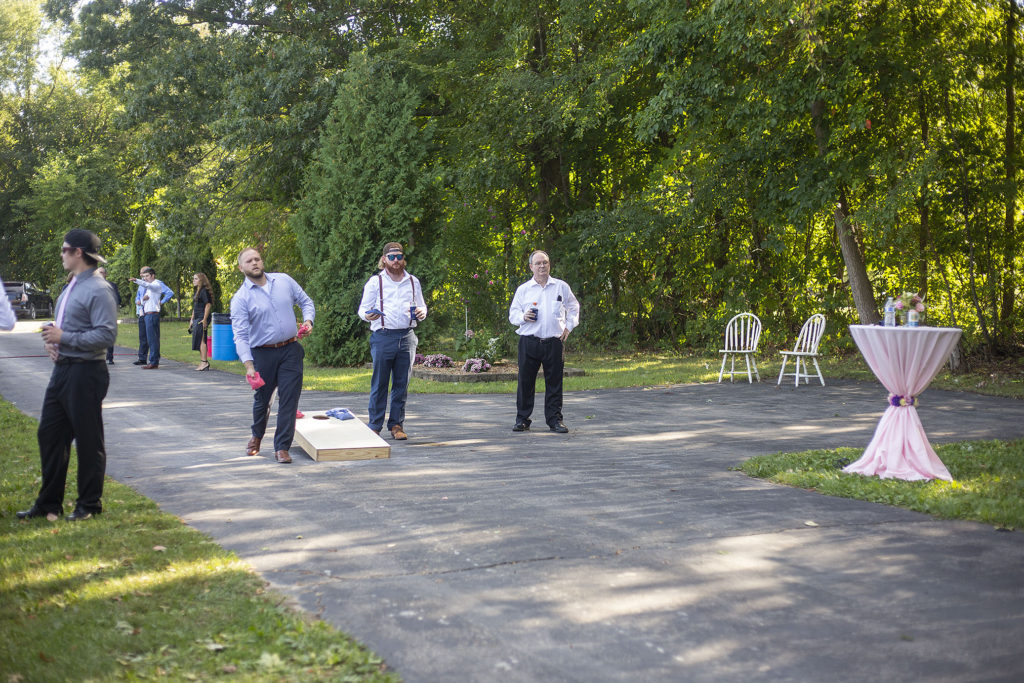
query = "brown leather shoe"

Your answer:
(275, 450), (292, 463)
(390, 425), (408, 440)
(141, 364), (159, 369)
(246, 436), (261, 456)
